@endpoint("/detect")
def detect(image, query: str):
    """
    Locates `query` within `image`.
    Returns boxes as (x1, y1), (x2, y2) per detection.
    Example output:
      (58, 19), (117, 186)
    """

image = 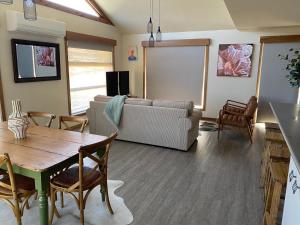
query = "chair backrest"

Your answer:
(27, 111), (56, 128)
(244, 99), (258, 118)
(247, 96), (257, 105)
(67, 132), (118, 191)
(59, 116), (88, 133)
(0, 153), (17, 198)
